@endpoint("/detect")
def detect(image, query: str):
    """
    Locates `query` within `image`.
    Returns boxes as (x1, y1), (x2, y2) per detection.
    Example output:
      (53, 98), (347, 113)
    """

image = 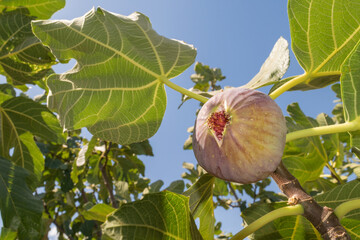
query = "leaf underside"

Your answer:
(32, 7), (196, 145)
